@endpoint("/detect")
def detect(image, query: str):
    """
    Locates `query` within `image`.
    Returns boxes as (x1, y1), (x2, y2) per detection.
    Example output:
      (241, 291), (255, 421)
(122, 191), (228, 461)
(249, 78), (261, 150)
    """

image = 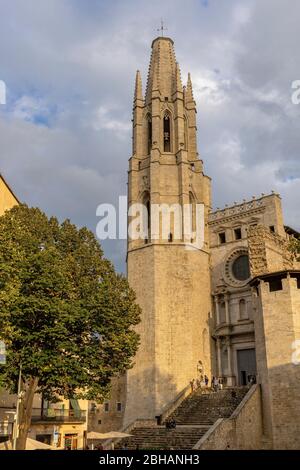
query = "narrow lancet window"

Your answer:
(163, 113), (171, 152)
(147, 116), (152, 155)
(184, 116), (188, 150)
